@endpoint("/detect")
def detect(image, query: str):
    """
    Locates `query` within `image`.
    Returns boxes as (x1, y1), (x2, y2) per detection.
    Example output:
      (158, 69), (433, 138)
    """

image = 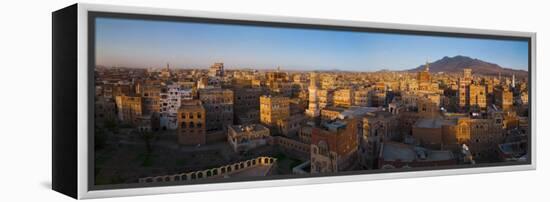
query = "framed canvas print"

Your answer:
(52, 3), (536, 199)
